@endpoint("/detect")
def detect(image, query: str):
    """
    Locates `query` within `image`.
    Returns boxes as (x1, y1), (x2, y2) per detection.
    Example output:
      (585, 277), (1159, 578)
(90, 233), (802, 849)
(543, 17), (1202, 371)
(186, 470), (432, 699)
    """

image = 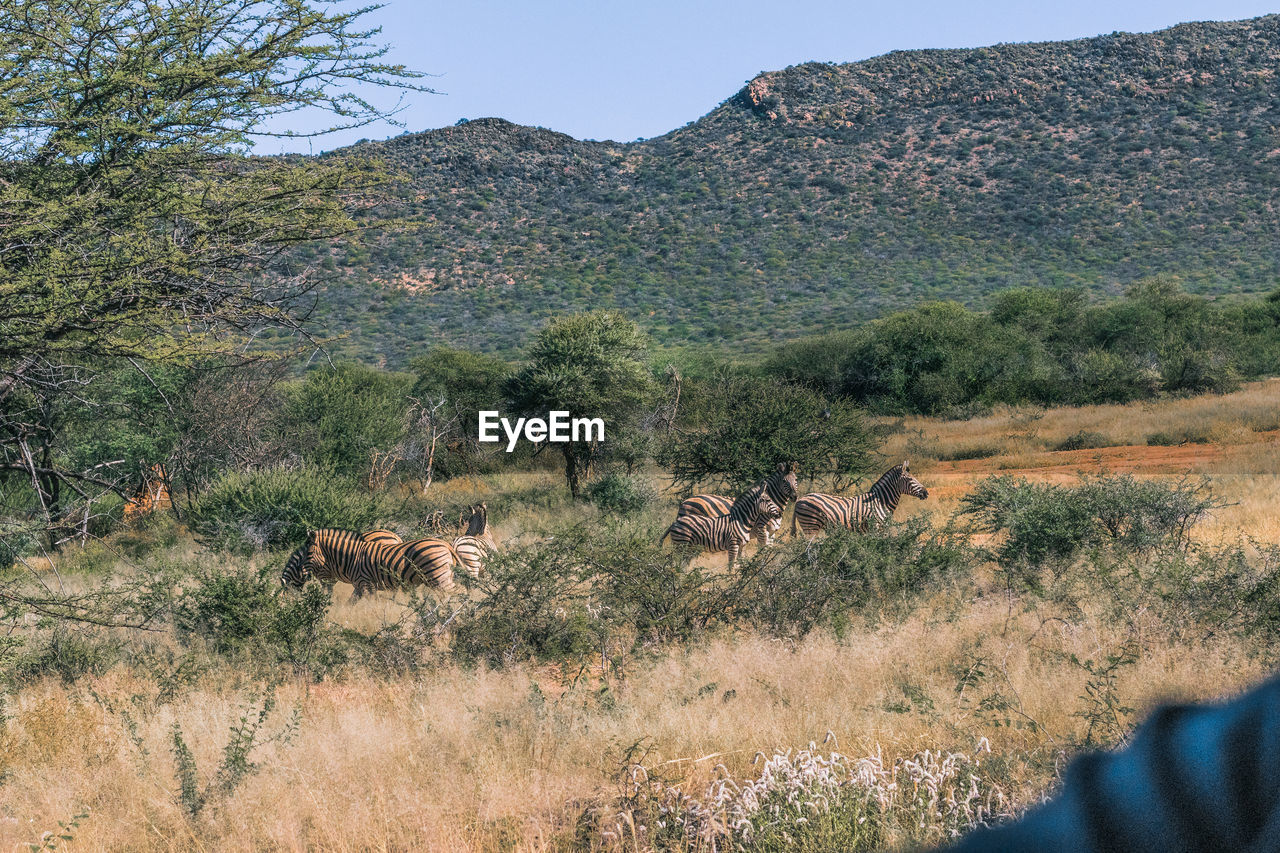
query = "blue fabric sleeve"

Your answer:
(945, 673), (1280, 853)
